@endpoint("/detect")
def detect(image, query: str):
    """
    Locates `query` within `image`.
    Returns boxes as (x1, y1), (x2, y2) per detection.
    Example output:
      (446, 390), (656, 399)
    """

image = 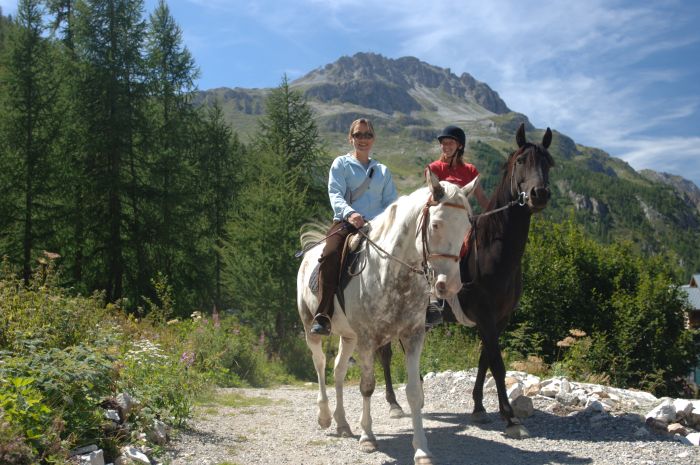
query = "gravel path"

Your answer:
(164, 373), (699, 465)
